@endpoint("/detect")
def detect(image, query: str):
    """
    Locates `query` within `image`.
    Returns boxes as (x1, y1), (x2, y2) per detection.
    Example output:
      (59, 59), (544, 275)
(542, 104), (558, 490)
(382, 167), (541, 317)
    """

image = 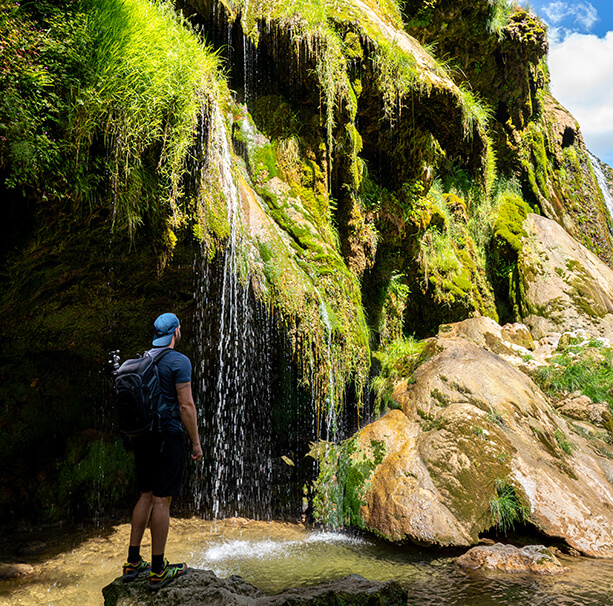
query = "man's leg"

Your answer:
(150, 495), (172, 572)
(128, 491), (153, 556)
(121, 491), (154, 580)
